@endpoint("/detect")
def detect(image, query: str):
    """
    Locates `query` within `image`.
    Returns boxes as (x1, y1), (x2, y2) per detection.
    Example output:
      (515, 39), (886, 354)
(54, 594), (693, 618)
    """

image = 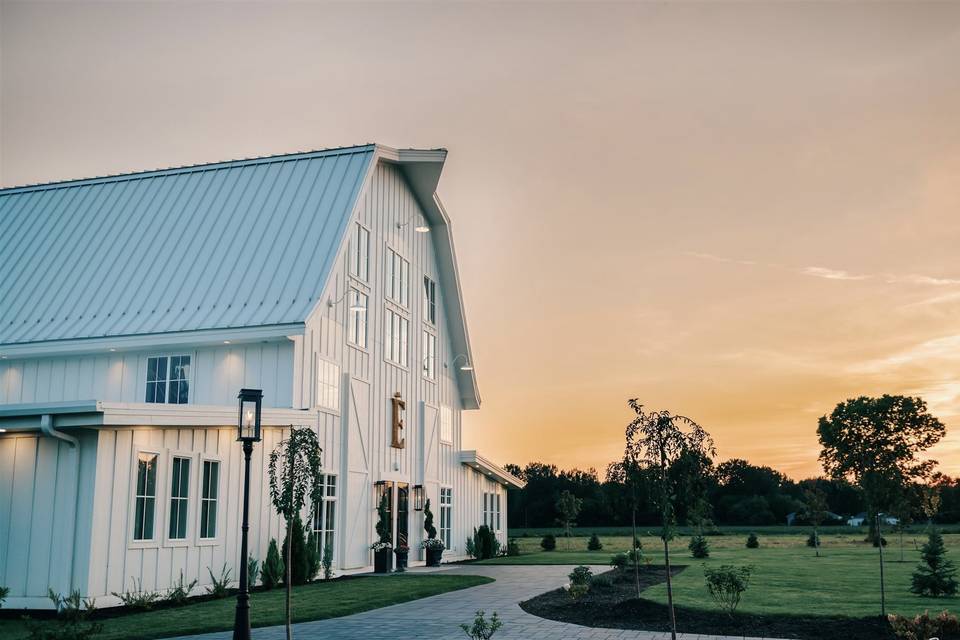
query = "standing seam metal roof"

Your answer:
(0, 146), (375, 345)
